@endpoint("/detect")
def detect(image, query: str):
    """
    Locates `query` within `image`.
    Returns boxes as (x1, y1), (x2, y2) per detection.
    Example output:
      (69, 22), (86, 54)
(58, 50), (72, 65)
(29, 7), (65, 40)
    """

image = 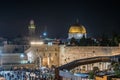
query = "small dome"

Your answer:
(69, 24), (86, 34)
